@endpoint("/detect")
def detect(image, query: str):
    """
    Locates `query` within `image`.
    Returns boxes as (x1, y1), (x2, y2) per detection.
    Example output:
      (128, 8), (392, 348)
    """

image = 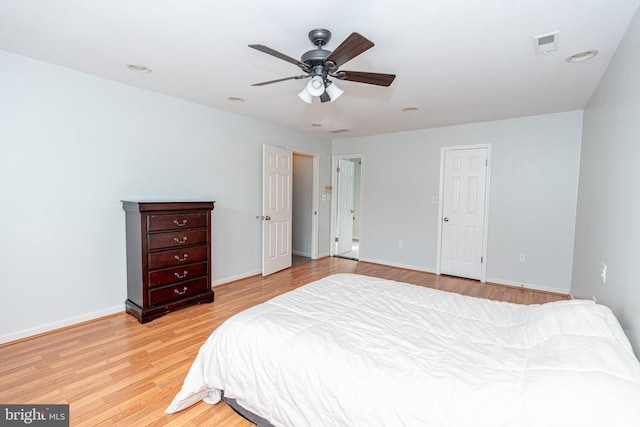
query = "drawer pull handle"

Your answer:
(174, 254), (189, 262)
(174, 220), (188, 227)
(174, 286), (188, 295)
(174, 236), (188, 244)
(174, 271), (188, 279)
